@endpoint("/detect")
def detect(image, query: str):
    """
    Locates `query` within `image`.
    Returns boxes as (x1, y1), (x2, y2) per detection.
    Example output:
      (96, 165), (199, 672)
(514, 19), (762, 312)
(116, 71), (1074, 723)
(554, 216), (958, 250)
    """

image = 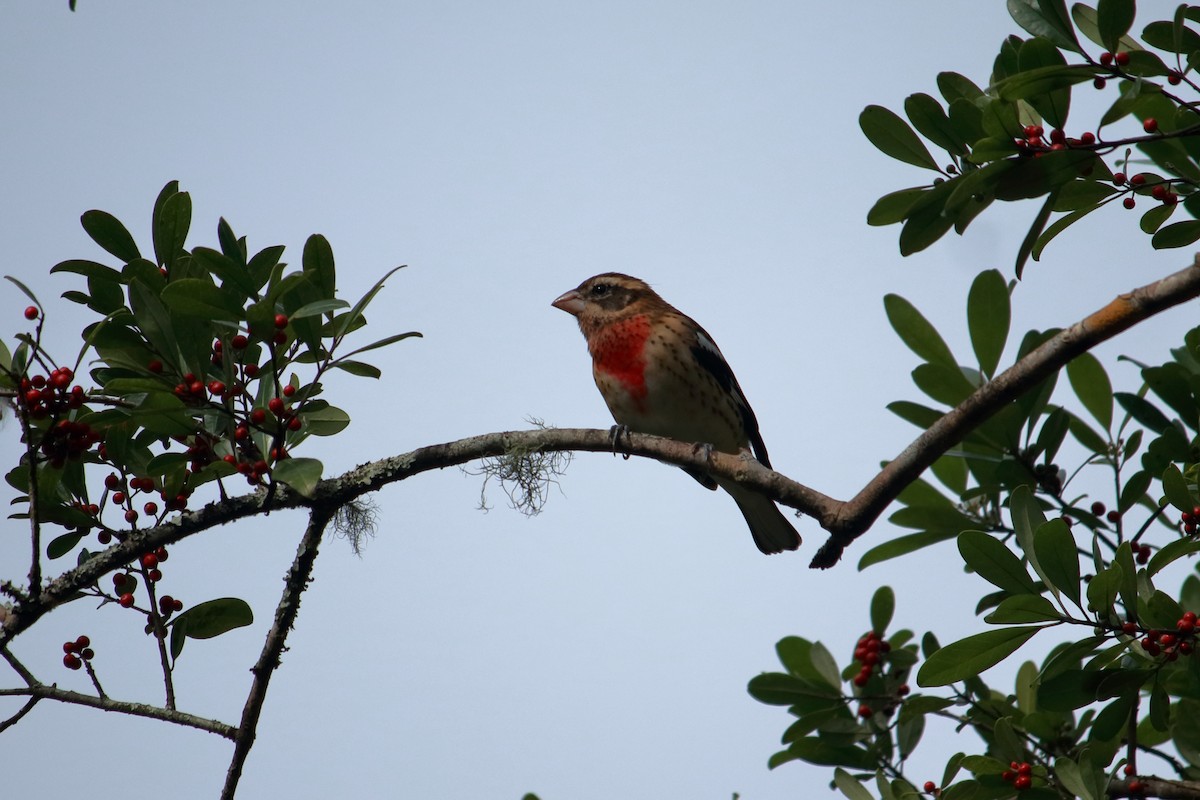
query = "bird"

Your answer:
(552, 272), (800, 554)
